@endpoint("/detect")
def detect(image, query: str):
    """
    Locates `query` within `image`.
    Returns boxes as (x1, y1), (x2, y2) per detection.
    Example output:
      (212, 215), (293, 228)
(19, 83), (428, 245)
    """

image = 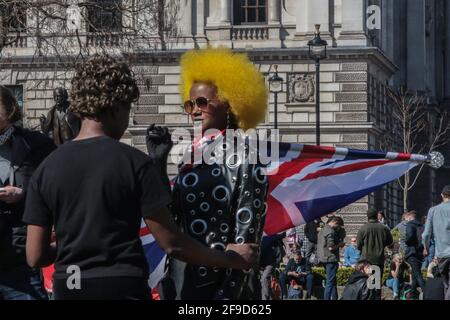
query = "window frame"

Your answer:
(233, 0), (268, 26)
(1, 2), (27, 33)
(86, 0), (123, 33)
